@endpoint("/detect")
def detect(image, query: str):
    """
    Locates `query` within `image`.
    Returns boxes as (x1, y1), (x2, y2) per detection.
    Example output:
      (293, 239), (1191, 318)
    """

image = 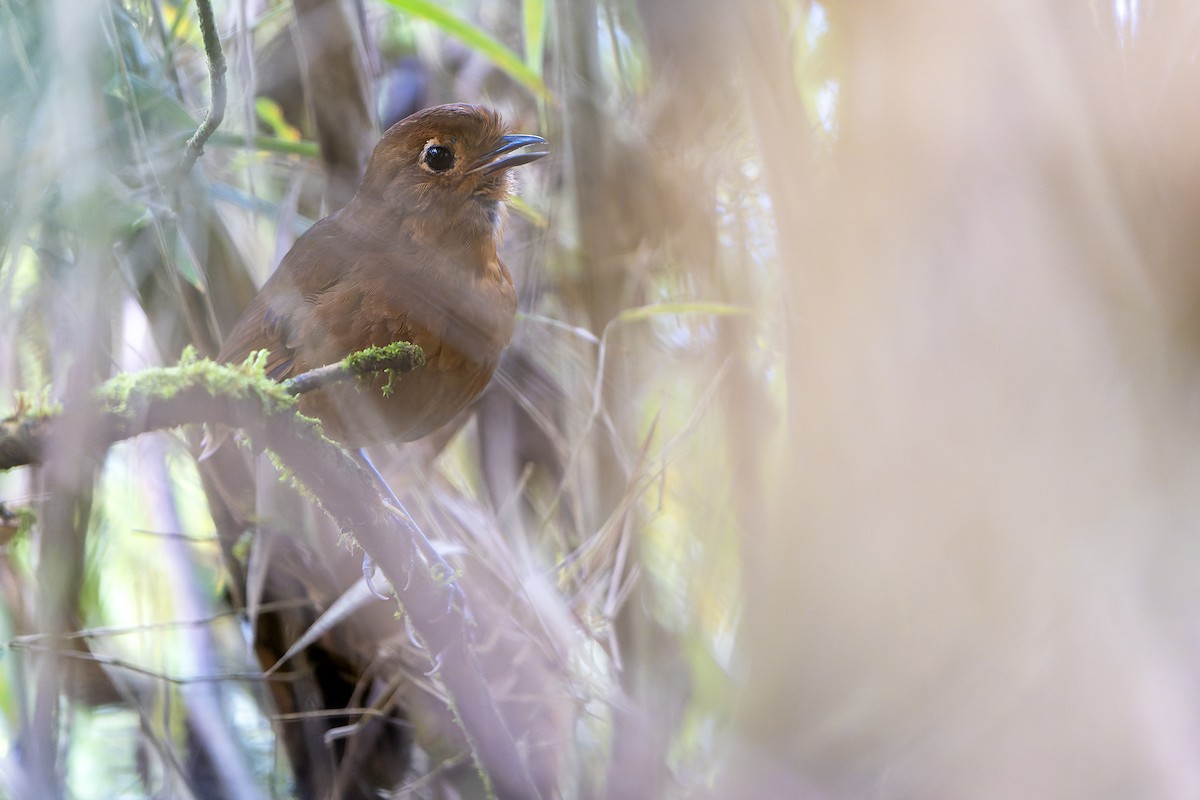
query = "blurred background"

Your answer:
(4, 0), (1200, 797)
